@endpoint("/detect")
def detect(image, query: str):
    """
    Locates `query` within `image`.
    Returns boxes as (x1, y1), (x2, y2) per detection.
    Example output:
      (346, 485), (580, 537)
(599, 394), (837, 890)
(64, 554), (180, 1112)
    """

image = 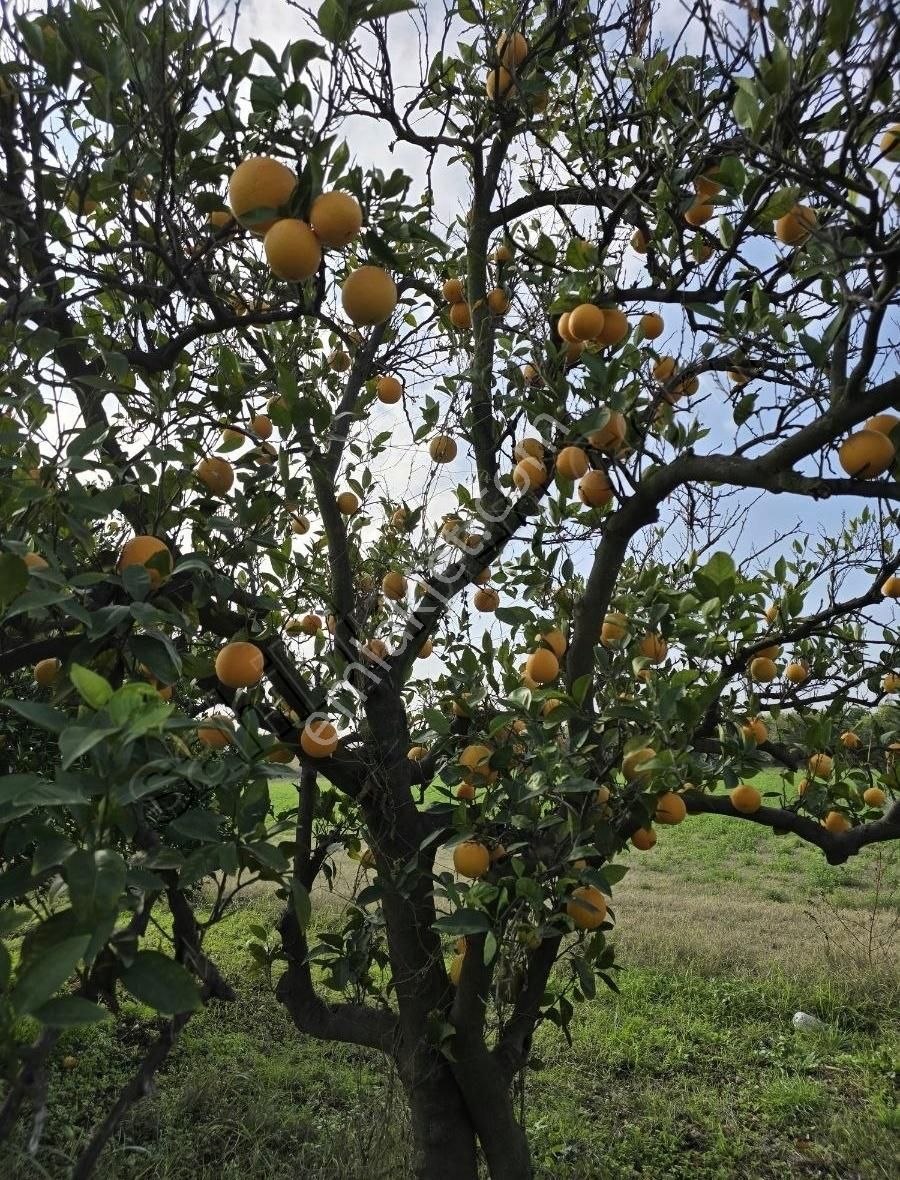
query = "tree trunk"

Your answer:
(404, 1050), (479, 1180)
